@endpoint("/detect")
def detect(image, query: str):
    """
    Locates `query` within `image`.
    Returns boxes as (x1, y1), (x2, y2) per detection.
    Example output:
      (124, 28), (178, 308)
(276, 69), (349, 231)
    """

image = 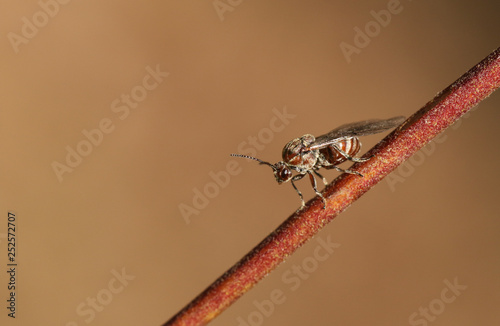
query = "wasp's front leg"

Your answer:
(290, 174), (306, 210)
